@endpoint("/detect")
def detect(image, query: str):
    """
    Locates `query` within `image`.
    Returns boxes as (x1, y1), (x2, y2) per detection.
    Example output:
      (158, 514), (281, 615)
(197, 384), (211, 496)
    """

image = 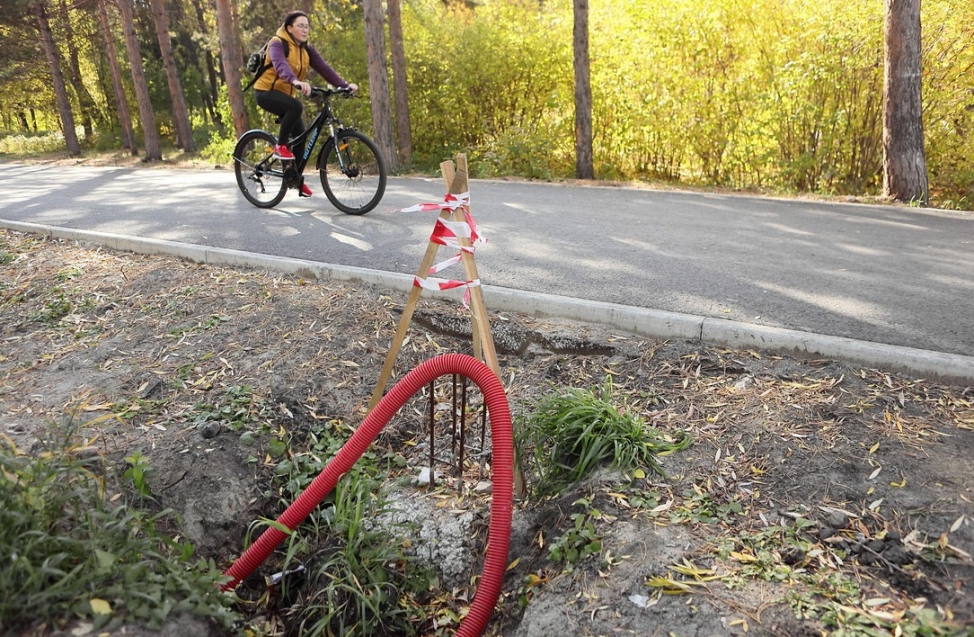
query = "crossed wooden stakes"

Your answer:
(368, 154), (500, 411)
